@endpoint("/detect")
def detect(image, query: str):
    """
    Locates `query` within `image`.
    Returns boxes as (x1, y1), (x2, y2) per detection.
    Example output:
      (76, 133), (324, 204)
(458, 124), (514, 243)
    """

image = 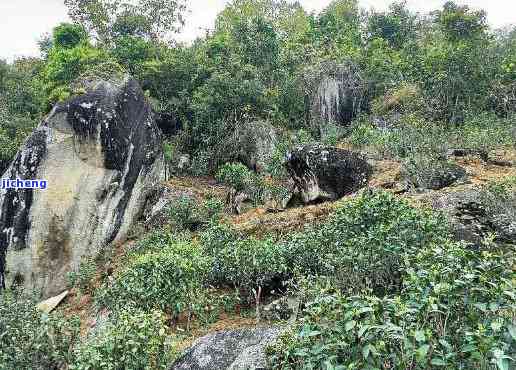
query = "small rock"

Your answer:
(37, 290), (68, 314)
(171, 327), (282, 370)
